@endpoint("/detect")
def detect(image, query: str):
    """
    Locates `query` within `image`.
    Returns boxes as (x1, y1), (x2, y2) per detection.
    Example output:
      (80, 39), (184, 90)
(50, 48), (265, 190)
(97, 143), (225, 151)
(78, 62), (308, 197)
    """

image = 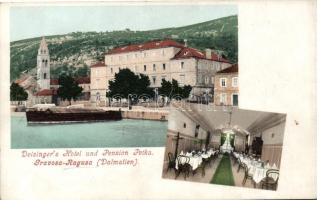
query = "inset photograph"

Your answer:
(162, 104), (286, 190)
